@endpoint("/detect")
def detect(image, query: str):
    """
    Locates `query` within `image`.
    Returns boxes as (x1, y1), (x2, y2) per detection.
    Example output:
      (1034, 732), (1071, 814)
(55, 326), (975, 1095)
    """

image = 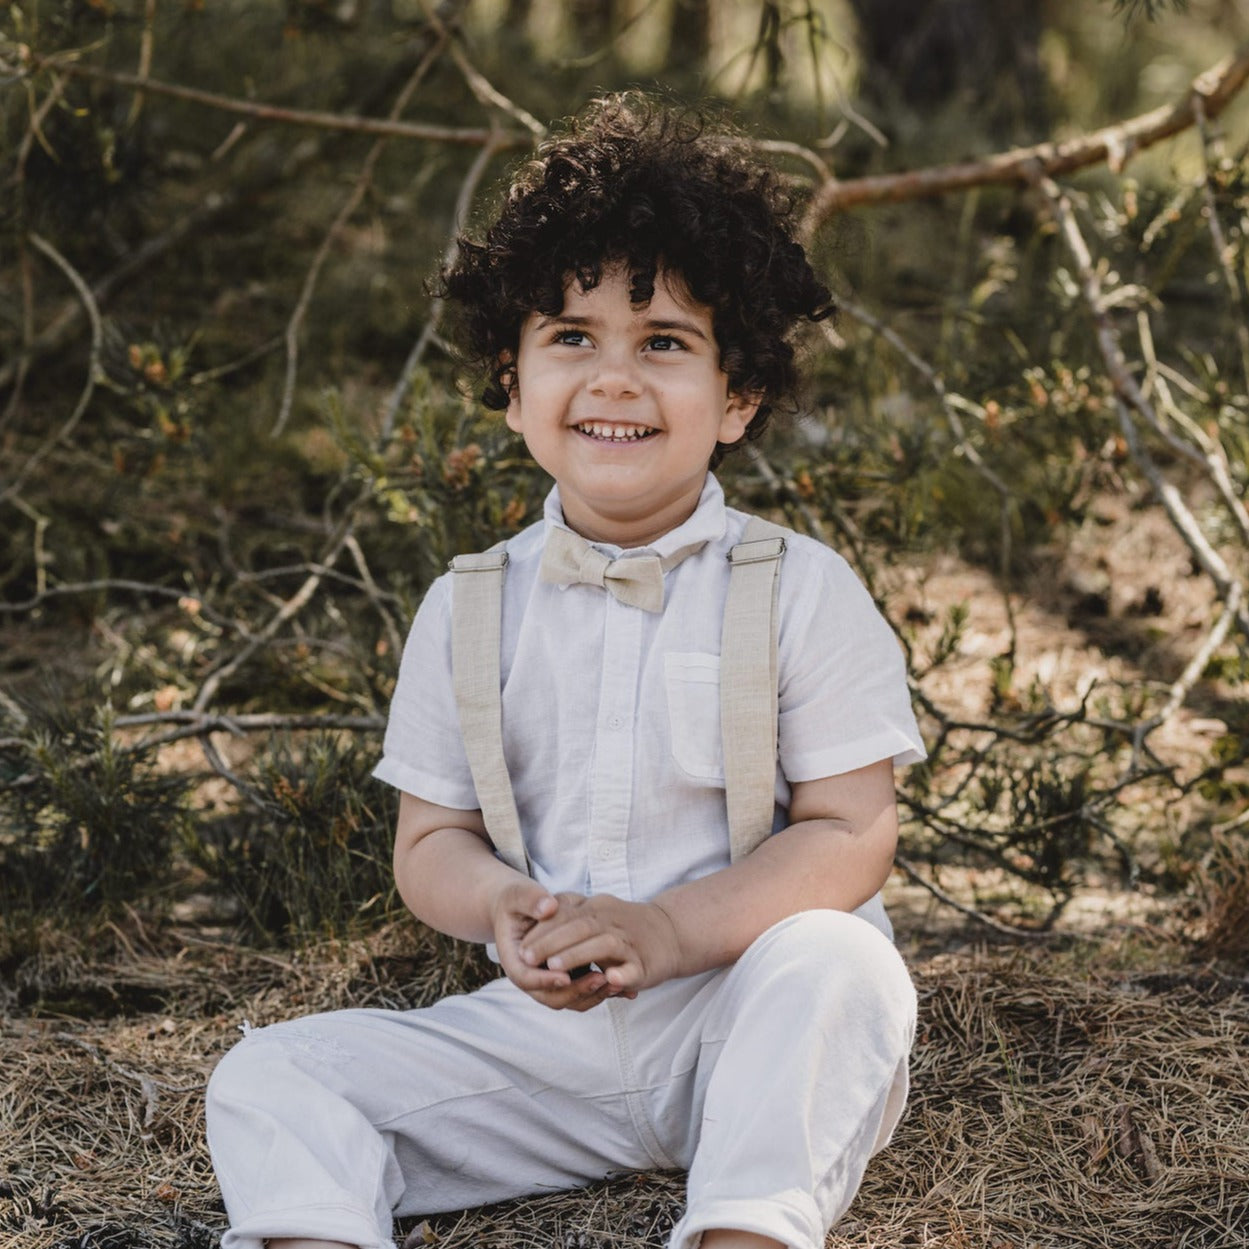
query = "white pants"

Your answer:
(206, 910), (916, 1249)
